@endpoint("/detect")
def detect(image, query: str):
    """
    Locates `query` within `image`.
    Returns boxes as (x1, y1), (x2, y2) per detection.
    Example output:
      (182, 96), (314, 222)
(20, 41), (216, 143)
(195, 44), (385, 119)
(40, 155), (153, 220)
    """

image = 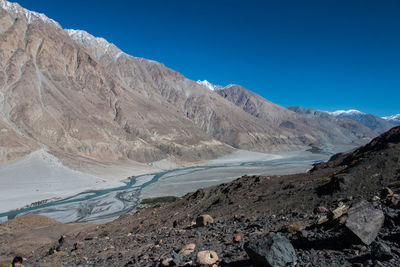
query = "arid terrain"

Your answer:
(1, 1), (400, 266)
(1, 126), (399, 266)
(0, 0), (379, 175)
